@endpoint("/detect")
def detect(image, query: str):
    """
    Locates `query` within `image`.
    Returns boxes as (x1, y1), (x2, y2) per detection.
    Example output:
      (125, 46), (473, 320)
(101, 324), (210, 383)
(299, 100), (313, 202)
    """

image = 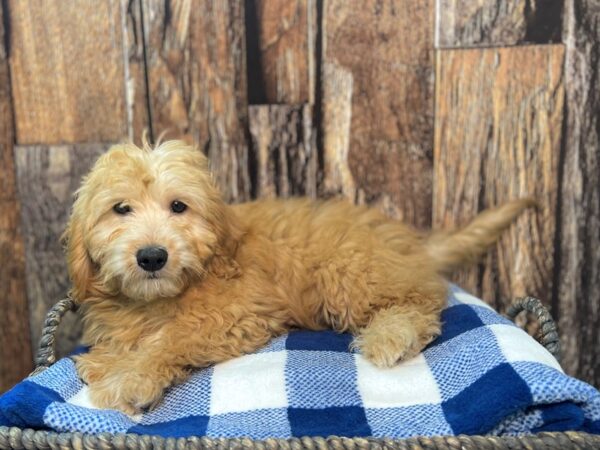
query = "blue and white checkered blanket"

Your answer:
(1, 286), (599, 438)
